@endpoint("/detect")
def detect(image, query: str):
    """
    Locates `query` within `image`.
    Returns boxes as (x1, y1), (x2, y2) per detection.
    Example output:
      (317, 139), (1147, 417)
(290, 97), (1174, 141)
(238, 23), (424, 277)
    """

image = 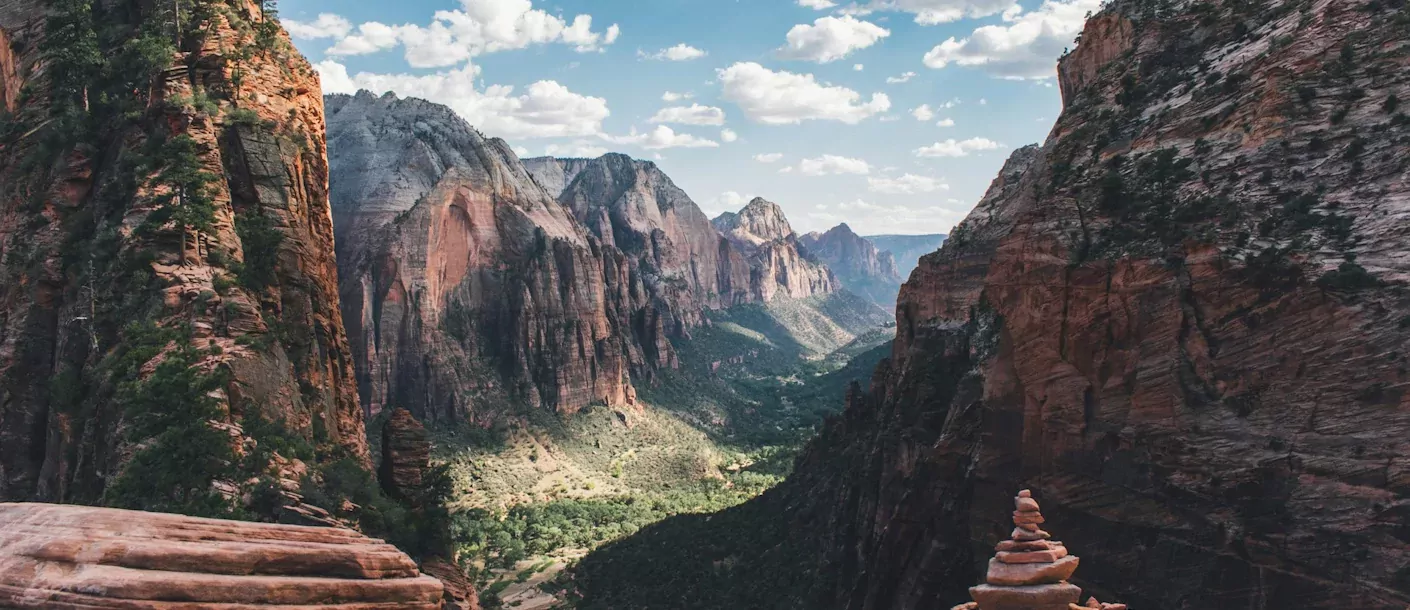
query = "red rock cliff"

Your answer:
(0, 0), (365, 503)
